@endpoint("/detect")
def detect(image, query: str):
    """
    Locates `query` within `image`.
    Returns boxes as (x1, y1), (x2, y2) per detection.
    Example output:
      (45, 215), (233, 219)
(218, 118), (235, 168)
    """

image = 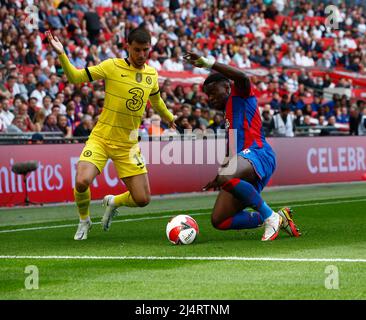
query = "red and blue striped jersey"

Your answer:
(225, 84), (270, 155)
